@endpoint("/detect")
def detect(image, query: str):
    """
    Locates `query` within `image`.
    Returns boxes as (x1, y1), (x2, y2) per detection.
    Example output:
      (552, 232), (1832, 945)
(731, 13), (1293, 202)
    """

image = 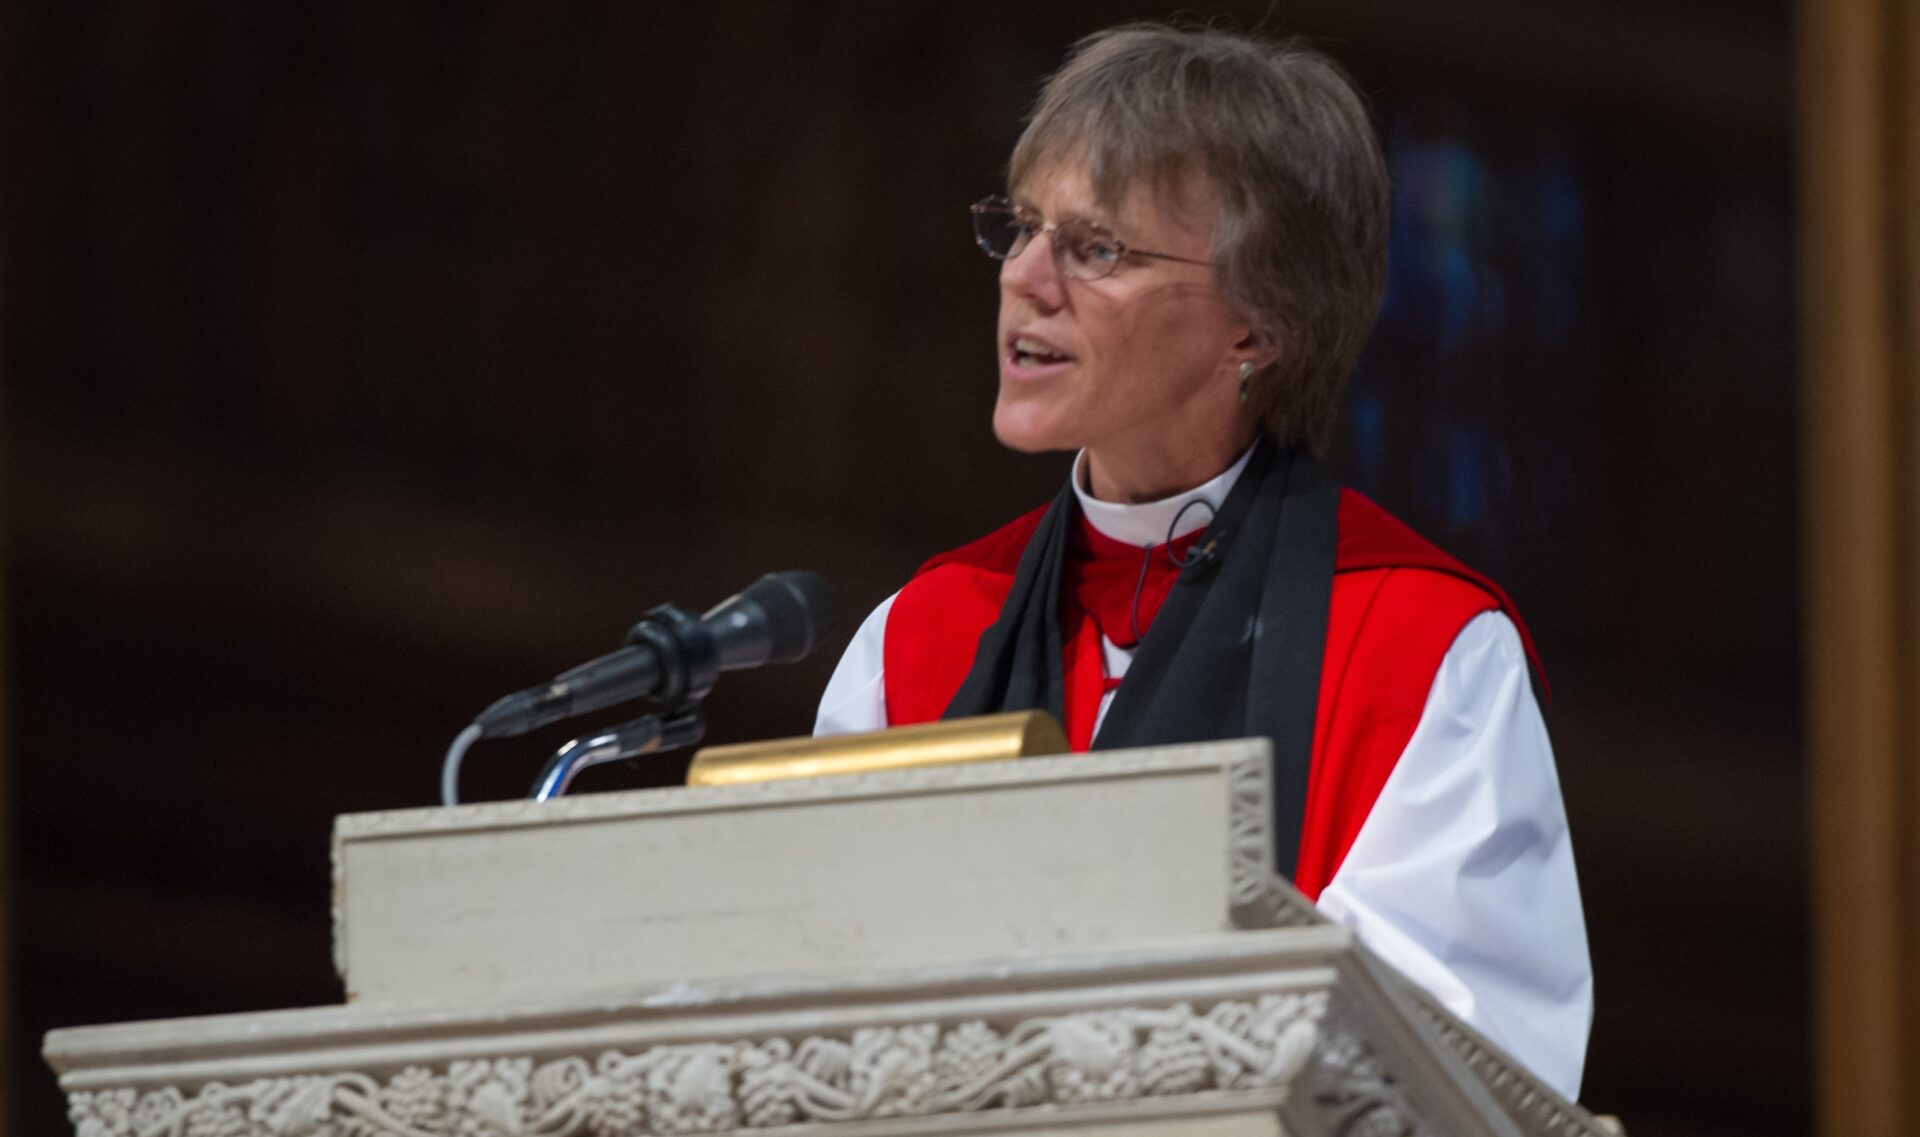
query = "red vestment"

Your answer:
(879, 490), (1539, 900)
